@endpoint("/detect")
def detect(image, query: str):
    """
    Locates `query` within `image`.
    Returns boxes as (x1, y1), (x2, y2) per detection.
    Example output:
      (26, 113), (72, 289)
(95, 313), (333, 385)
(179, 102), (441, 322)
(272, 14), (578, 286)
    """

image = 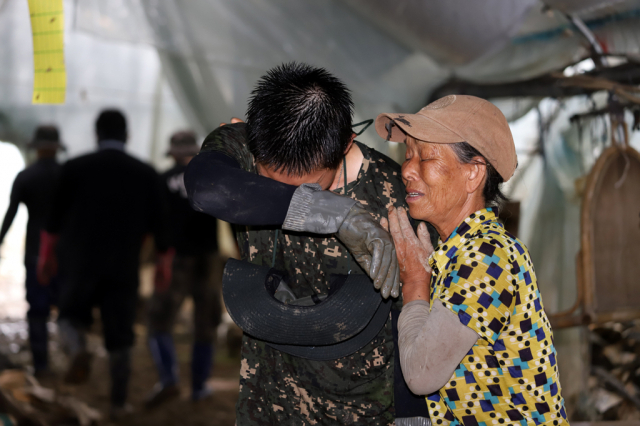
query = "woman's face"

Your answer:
(401, 138), (471, 227)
